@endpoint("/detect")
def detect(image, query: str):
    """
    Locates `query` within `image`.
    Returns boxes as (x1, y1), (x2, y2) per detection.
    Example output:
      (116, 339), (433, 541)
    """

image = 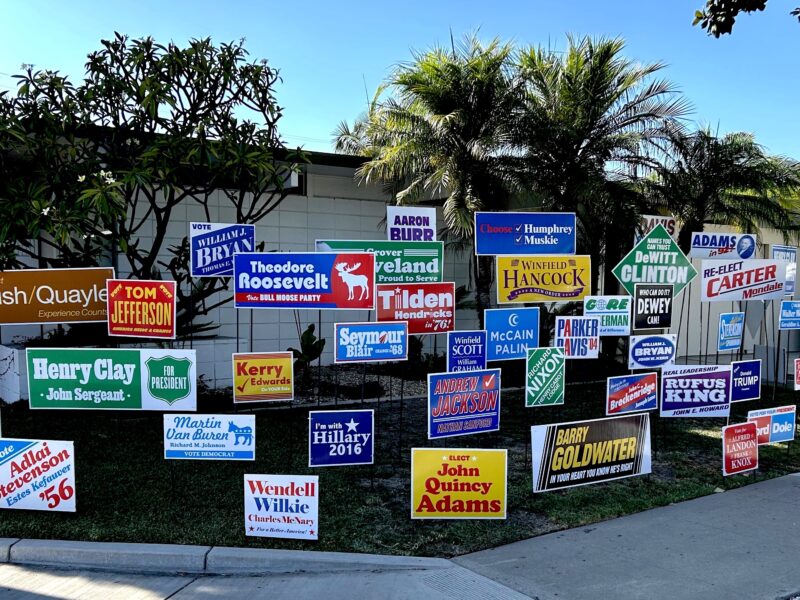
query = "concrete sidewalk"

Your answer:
(1, 474), (799, 599)
(456, 473), (800, 600)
